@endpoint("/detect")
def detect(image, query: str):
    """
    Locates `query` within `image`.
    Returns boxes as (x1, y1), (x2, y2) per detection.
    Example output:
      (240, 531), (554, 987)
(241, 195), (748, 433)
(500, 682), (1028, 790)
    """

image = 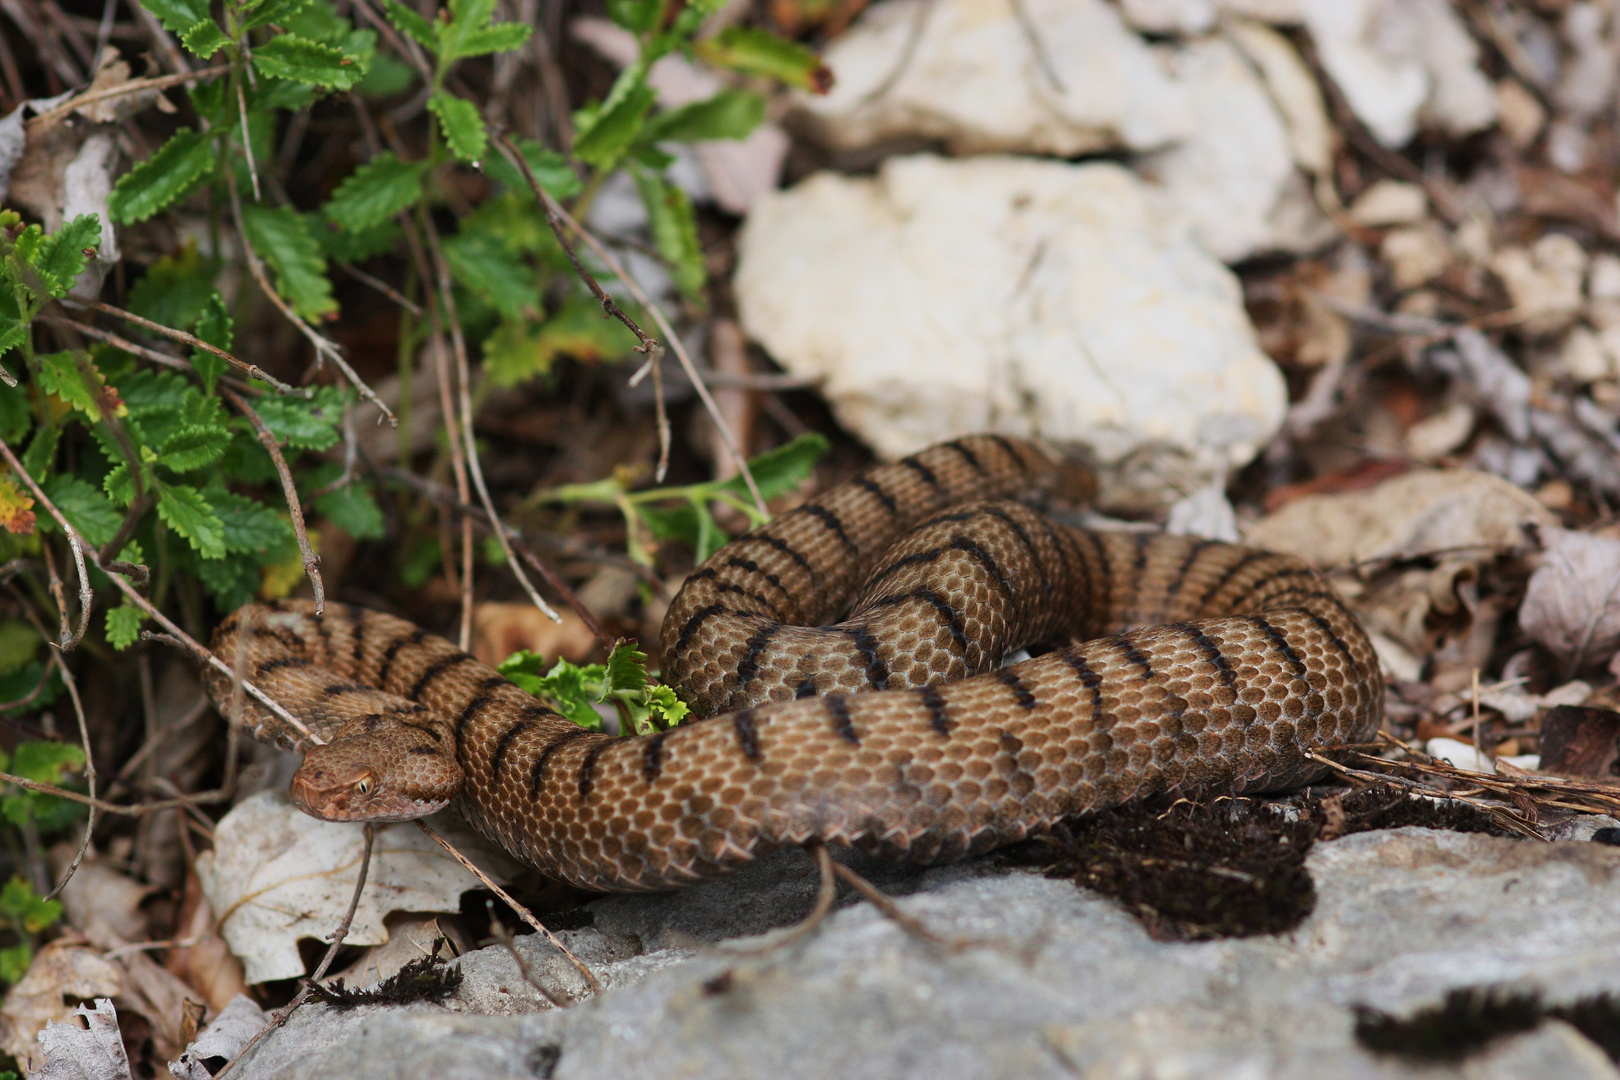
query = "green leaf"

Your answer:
(41, 476), (120, 548)
(324, 153), (428, 233)
(213, 491), (293, 553)
(180, 18), (229, 58)
(441, 20), (531, 61)
(0, 621), (38, 674)
(0, 291), (25, 360)
(441, 231), (537, 320)
(197, 554), (261, 611)
(21, 428), (57, 484)
(191, 292), (233, 391)
(240, 204), (337, 321)
(0, 942), (31, 986)
(428, 92), (487, 163)
(242, 0), (315, 31)
(484, 139), (582, 199)
(694, 26), (833, 93)
(498, 652), (604, 730)
(313, 482), (384, 540)
(0, 875), (62, 933)
(311, 214), (401, 262)
(633, 169), (704, 303)
(252, 387), (346, 450)
(572, 73), (656, 170)
(253, 33), (368, 89)
(136, 0), (209, 36)
(605, 0), (662, 34)
(156, 483), (226, 559)
(37, 352), (101, 418)
(382, 0), (434, 49)
(127, 244), (215, 330)
(642, 89), (765, 143)
(102, 463), (137, 507)
(105, 603), (145, 650)
(481, 301), (641, 387)
(355, 52), (416, 98)
(108, 128), (215, 224)
(36, 215), (101, 298)
(159, 424), (231, 472)
(717, 431), (829, 503)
